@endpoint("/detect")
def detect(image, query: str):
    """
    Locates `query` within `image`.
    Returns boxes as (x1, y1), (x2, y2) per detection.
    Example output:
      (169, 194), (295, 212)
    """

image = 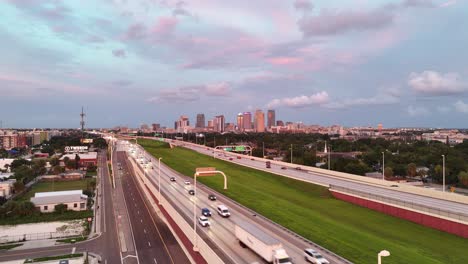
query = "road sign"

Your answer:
(196, 167), (217, 176)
